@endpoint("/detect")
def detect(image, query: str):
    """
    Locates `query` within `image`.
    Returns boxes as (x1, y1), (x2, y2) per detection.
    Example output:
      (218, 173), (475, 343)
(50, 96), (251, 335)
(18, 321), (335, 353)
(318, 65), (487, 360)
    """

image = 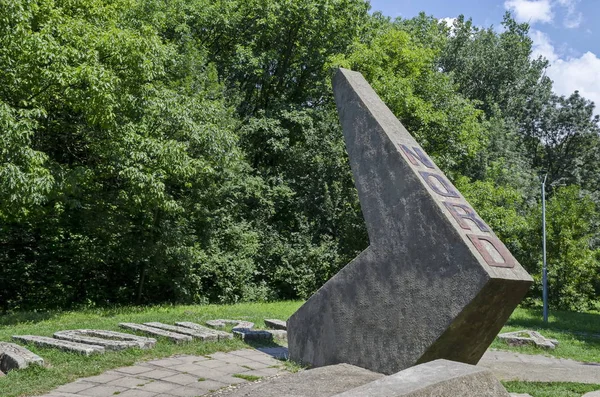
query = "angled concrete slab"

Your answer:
(335, 359), (510, 397)
(287, 68), (532, 374)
